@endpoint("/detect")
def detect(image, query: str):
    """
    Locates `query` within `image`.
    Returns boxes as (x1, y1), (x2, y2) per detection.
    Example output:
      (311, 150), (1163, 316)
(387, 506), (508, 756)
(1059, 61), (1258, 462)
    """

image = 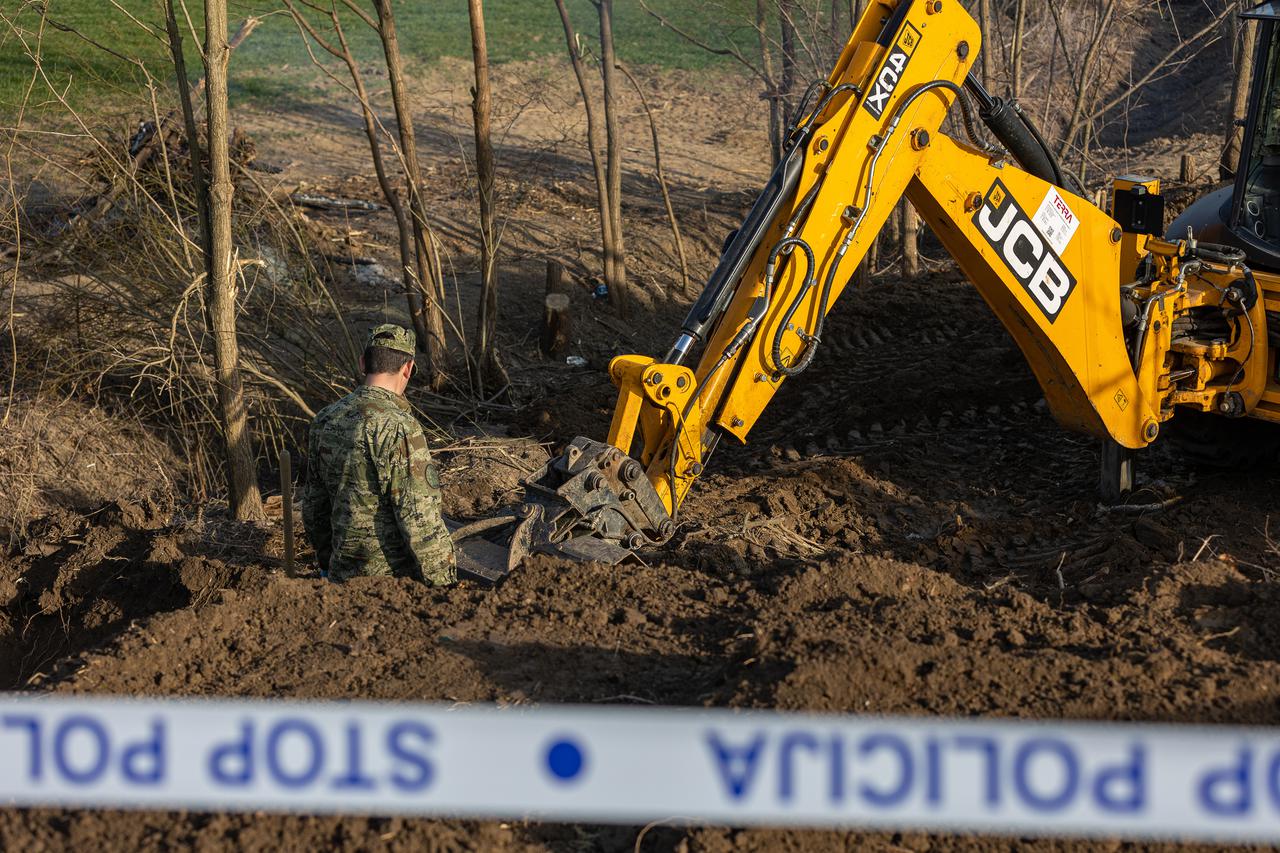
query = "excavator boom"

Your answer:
(454, 0), (1278, 581)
